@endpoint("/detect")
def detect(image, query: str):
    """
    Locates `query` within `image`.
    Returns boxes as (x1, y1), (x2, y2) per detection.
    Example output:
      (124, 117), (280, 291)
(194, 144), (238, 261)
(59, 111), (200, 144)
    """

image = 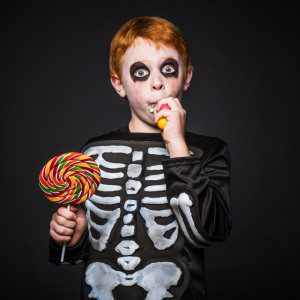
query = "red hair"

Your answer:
(109, 16), (193, 81)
